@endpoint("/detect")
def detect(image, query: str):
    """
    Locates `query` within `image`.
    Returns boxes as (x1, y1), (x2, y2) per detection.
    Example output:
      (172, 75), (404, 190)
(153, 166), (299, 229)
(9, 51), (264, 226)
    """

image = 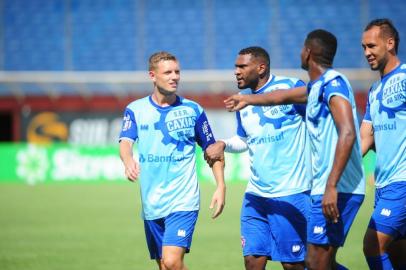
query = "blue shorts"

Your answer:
(307, 193), (364, 247)
(241, 191), (310, 262)
(368, 181), (406, 239)
(144, 211), (198, 260)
